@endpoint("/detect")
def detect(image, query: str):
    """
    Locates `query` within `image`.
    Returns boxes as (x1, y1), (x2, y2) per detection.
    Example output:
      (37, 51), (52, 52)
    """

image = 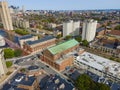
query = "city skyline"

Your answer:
(7, 0), (120, 10)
